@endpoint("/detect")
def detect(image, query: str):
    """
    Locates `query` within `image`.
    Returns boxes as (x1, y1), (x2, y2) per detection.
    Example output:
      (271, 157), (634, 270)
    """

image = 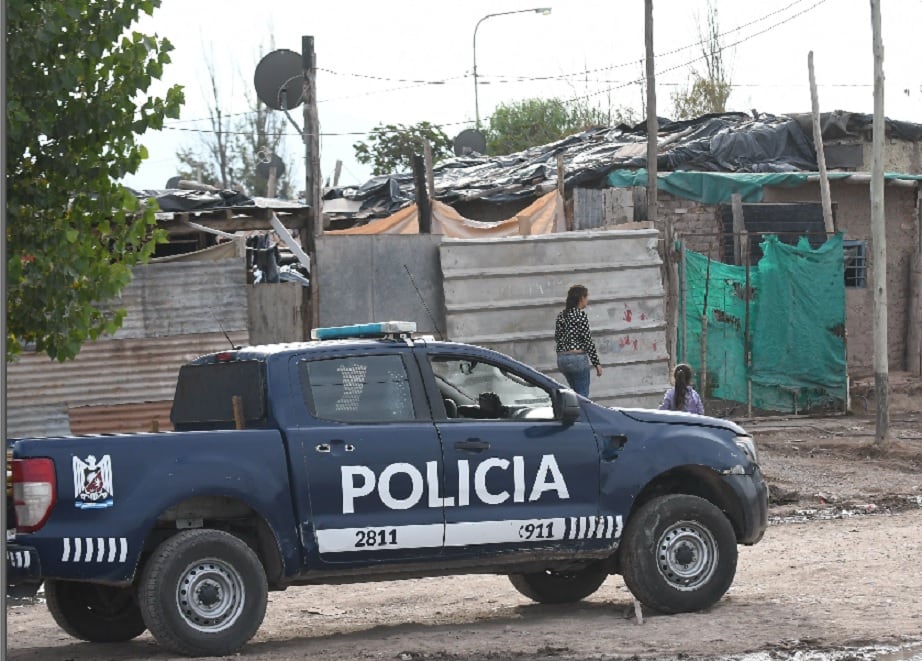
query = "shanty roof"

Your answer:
(324, 110), (922, 223)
